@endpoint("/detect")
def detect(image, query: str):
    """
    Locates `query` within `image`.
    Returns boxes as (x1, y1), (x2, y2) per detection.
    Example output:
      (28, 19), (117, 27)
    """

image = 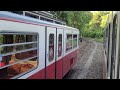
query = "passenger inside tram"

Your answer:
(0, 34), (37, 79)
